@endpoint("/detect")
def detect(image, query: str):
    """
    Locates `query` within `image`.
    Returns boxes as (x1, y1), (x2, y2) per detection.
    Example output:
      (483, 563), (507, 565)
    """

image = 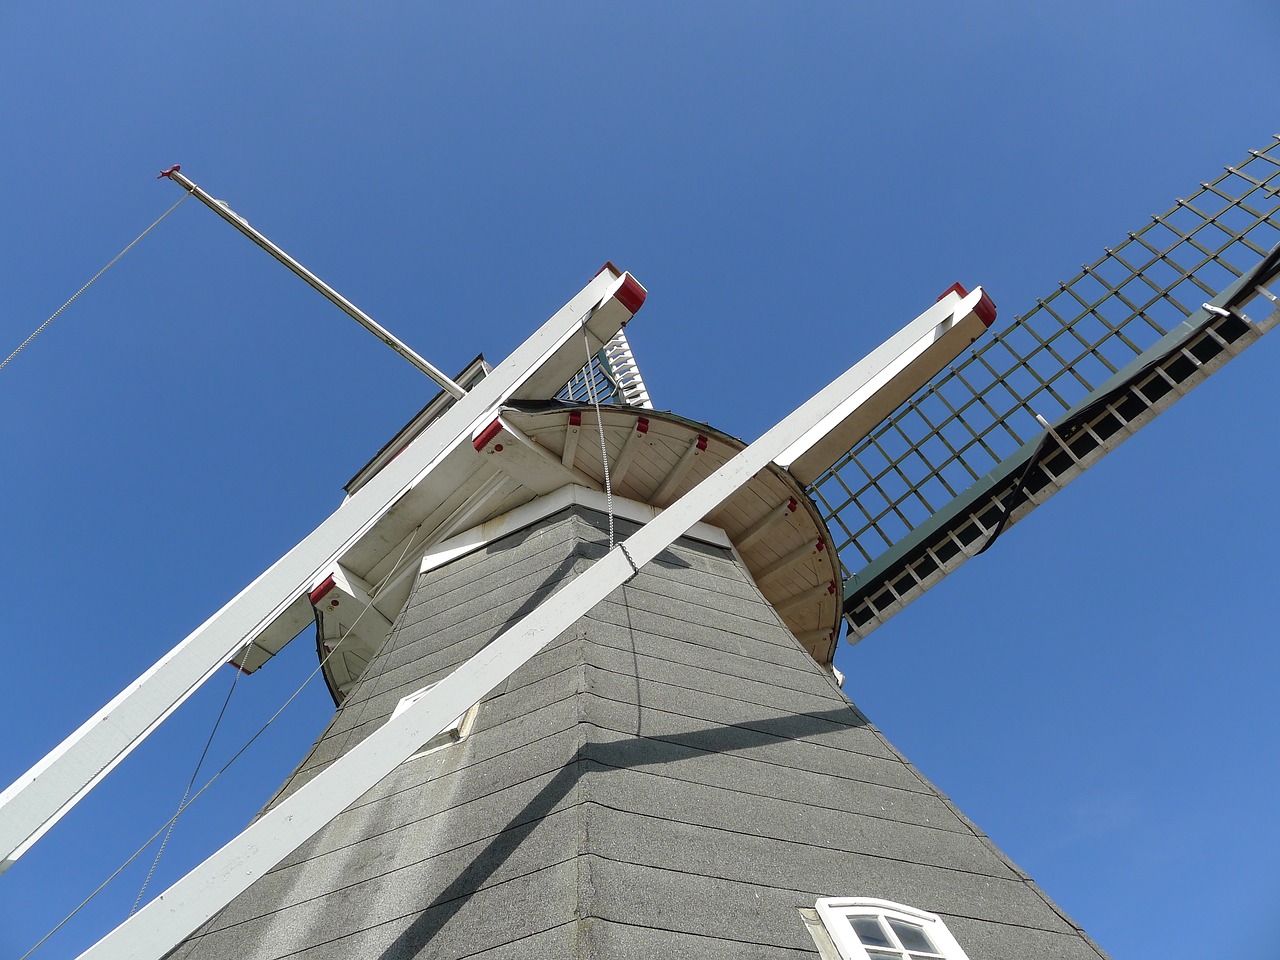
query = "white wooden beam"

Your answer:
(610, 415), (649, 485)
(561, 411), (581, 467)
(776, 579), (837, 614)
(476, 417), (602, 495)
(650, 433), (707, 506)
(736, 495), (799, 551)
(312, 564), (395, 634)
(429, 473), (518, 548)
(795, 628), (835, 650)
(754, 538), (826, 583)
(75, 289), (990, 960)
(777, 287), (996, 485)
(415, 484), (733, 580)
(0, 267), (646, 875)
